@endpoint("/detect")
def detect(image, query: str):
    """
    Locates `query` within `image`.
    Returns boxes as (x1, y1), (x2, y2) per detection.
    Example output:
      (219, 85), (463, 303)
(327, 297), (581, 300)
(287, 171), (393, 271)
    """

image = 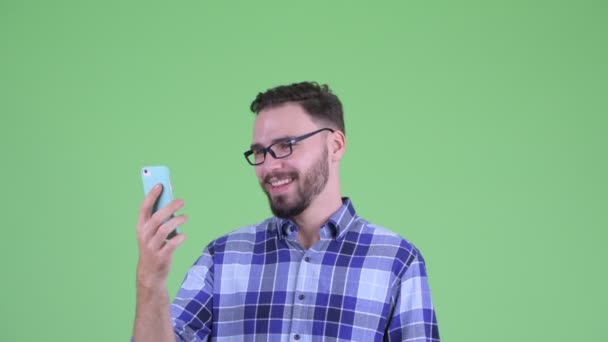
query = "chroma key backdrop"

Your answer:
(0, 1), (606, 341)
